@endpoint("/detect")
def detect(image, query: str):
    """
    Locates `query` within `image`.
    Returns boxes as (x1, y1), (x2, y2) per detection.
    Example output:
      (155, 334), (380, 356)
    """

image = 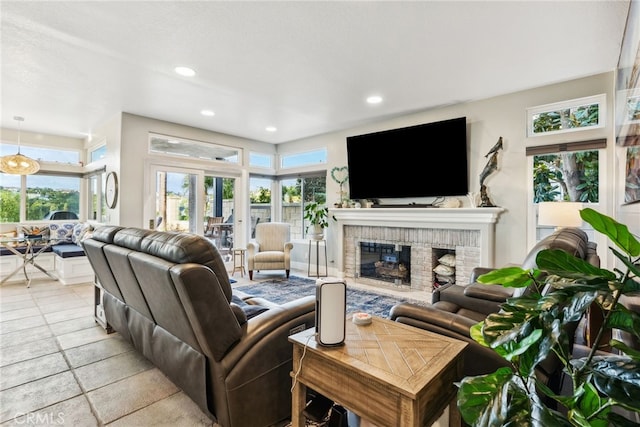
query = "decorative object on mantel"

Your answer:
(478, 136), (503, 207)
(0, 116), (40, 175)
(434, 197), (461, 208)
(330, 166), (349, 206)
